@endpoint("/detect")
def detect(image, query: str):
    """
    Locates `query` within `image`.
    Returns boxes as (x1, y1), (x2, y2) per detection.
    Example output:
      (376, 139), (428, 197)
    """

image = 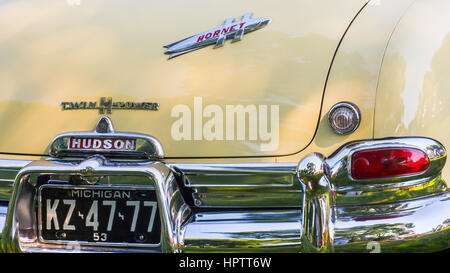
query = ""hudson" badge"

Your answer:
(49, 116), (165, 159)
(164, 12), (271, 59)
